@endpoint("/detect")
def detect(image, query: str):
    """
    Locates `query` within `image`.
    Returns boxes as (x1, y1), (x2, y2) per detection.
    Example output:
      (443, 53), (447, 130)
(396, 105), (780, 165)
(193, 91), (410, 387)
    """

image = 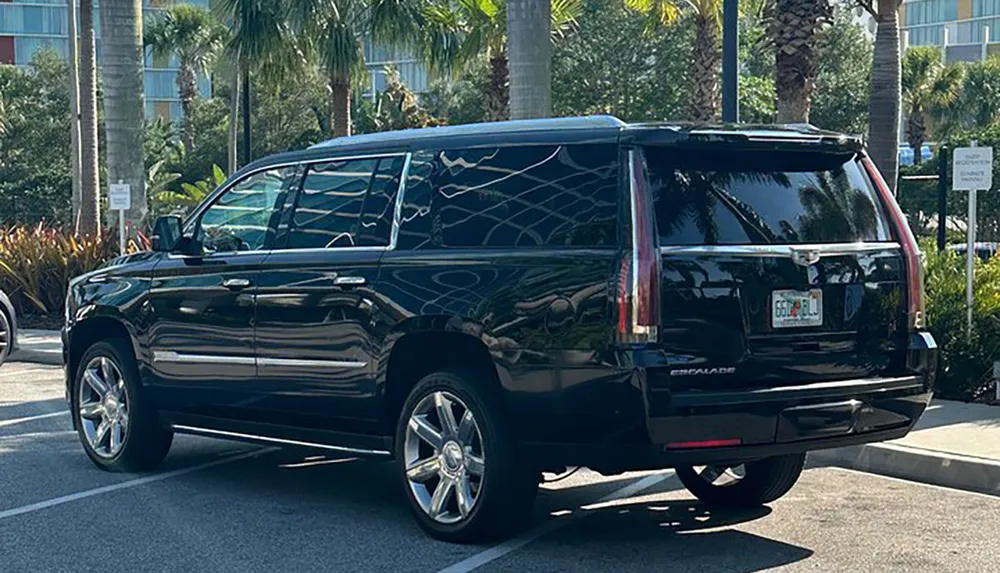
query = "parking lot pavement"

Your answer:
(3, 361), (1000, 573)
